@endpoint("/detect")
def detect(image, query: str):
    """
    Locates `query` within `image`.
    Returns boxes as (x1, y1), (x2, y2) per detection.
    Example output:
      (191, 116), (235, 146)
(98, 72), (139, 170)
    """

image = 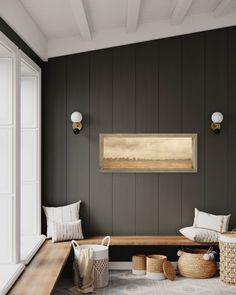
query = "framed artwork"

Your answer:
(99, 133), (197, 173)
